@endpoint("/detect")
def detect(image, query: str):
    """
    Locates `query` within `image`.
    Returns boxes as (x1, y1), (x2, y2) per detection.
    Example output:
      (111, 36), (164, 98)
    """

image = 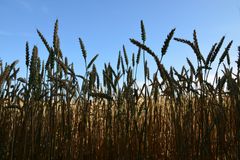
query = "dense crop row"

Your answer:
(0, 20), (240, 159)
